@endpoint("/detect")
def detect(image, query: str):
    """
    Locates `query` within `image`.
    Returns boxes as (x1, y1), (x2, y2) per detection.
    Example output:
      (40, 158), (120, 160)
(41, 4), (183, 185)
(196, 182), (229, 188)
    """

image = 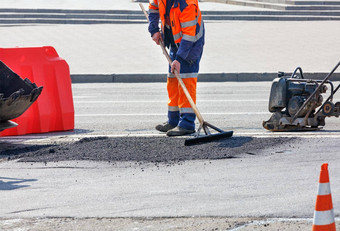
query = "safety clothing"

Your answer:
(148, 0), (204, 131)
(155, 122), (176, 132)
(166, 126), (195, 136)
(148, 0), (204, 63)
